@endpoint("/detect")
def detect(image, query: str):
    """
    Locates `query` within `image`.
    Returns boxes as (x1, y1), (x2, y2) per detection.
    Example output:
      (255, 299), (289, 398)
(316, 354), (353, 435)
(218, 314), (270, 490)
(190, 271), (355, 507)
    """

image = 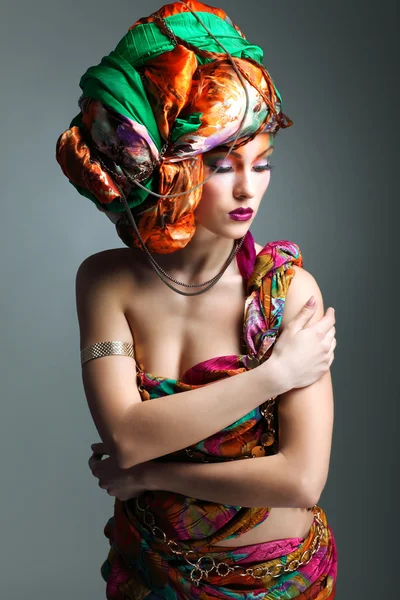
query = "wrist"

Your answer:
(261, 354), (292, 396)
(145, 460), (186, 494)
(141, 460), (162, 492)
